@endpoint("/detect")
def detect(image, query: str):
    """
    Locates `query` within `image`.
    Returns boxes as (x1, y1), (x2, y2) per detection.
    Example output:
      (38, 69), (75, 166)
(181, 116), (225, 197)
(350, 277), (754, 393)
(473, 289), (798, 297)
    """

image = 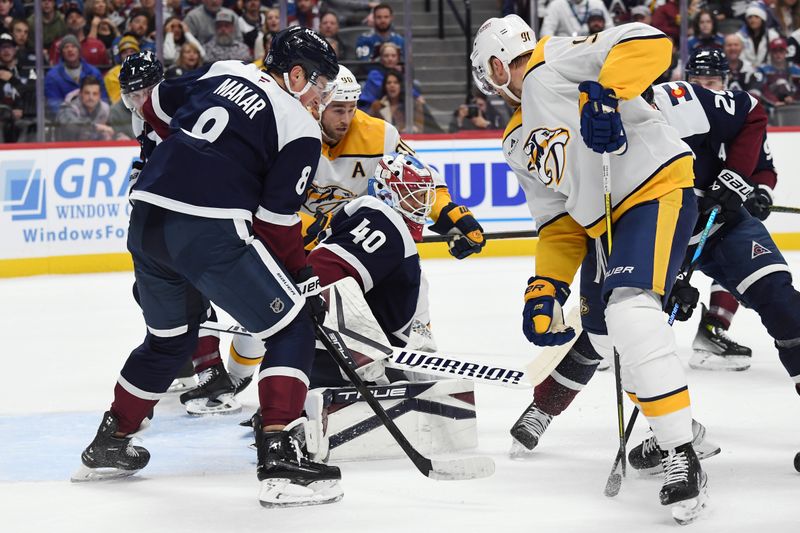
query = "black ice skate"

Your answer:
(166, 357), (197, 394)
(629, 419), (721, 475)
(180, 362), (241, 415)
(690, 305), (752, 371)
(71, 411), (150, 482)
(256, 418), (343, 508)
(509, 401), (553, 459)
(660, 443), (709, 525)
